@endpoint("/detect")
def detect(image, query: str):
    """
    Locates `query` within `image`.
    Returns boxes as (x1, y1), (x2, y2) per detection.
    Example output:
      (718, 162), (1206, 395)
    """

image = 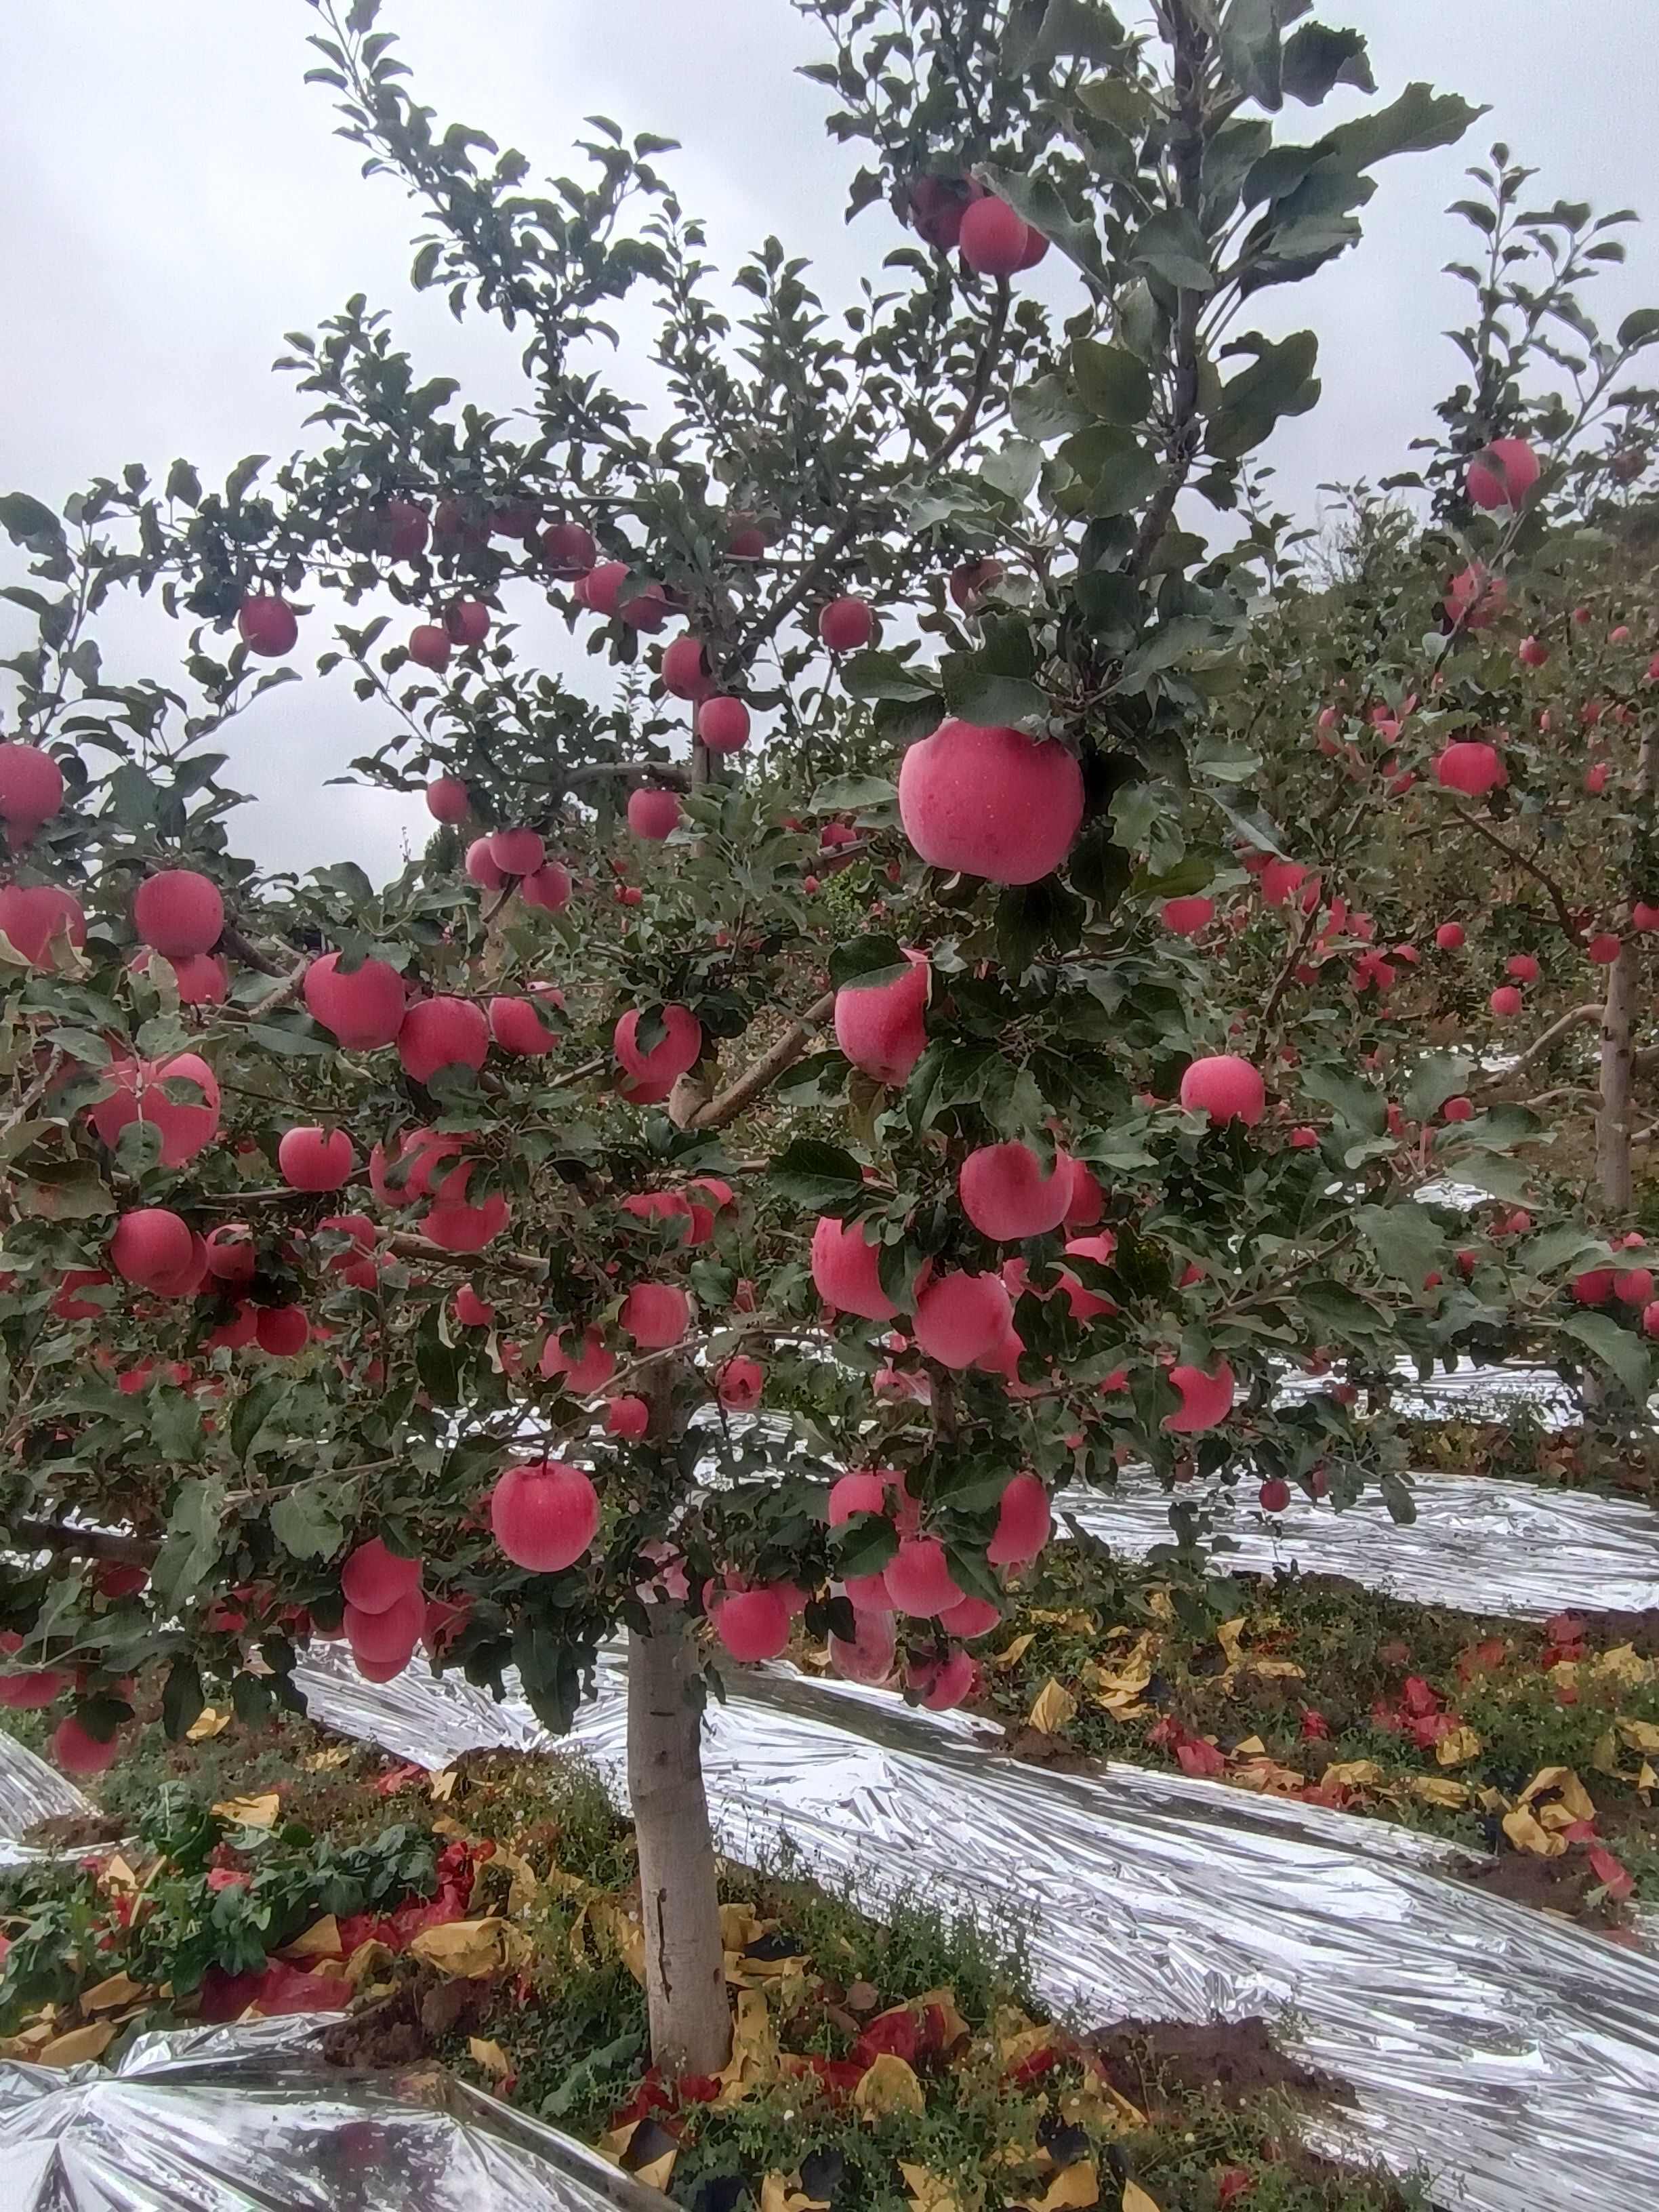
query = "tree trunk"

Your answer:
(1597, 940), (1637, 1211)
(627, 1609), (731, 2078)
